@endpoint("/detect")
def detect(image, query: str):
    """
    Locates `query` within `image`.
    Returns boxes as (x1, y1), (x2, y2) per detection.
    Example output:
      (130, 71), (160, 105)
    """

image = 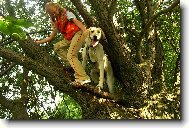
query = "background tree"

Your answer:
(0, 0), (180, 119)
